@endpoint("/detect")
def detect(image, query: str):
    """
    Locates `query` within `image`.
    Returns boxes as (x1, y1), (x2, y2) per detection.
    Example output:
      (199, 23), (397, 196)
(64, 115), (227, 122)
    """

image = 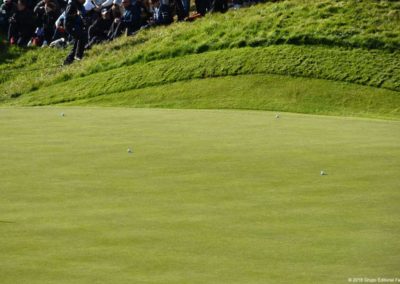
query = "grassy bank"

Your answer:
(6, 45), (400, 119)
(8, 73), (400, 119)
